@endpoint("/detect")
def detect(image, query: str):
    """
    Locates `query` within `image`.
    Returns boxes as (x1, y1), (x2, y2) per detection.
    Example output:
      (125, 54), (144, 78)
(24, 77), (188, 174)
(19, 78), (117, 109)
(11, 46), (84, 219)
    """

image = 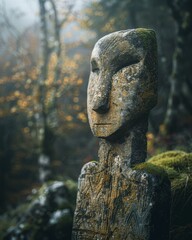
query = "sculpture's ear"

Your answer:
(140, 29), (157, 81)
(119, 28), (158, 110)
